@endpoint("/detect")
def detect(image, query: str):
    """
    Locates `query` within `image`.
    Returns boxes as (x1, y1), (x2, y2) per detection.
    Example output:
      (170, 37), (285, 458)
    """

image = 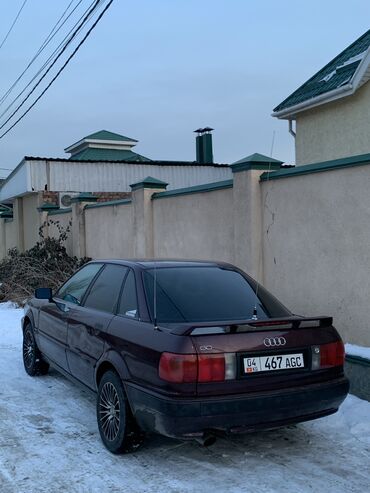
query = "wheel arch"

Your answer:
(22, 310), (35, 332)
(95, 350), (131, 389)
